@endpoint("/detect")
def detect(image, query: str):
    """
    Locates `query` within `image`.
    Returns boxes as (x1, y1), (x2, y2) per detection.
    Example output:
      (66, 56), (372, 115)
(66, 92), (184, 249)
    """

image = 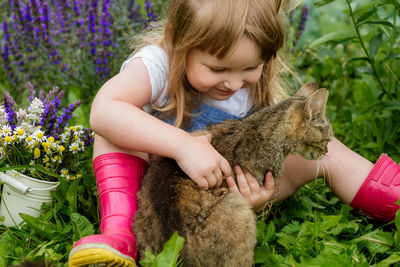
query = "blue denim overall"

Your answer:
(154, 103), (245, 132)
